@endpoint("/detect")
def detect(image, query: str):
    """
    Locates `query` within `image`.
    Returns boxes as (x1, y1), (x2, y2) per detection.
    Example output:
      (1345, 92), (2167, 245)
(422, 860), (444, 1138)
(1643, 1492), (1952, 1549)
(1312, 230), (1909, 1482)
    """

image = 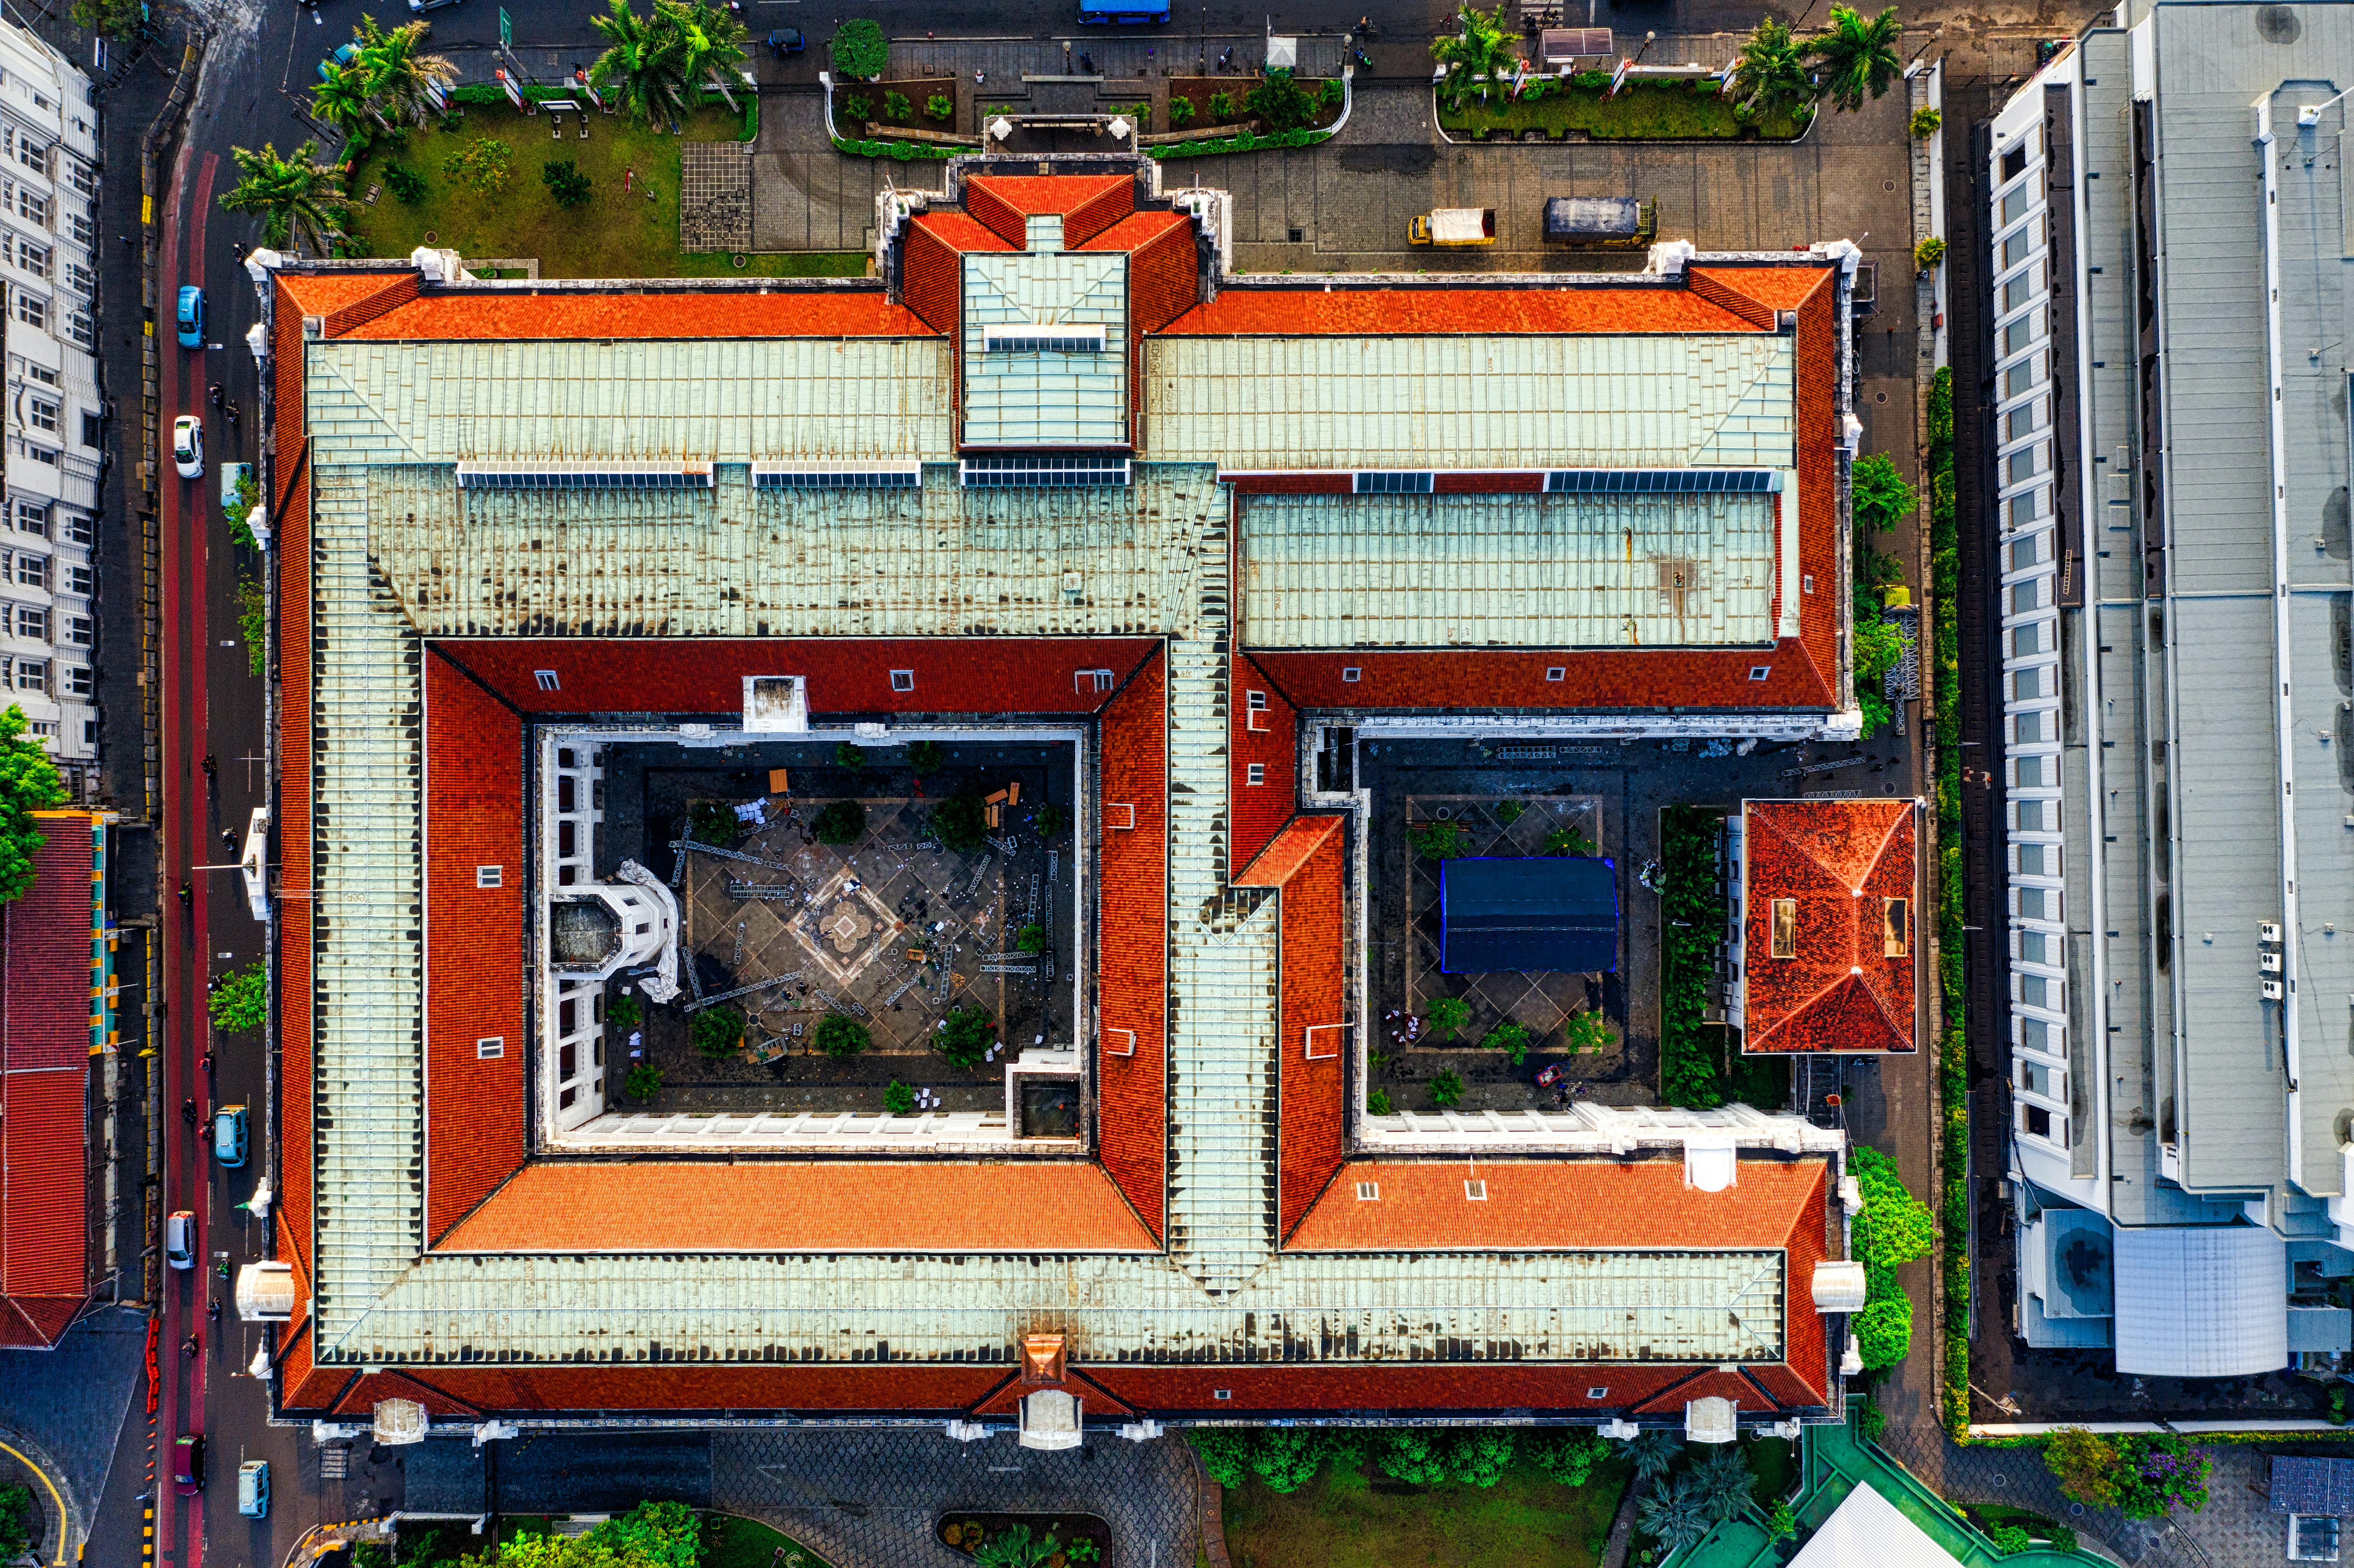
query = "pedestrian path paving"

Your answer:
(712, 1427), (1198, 1568)
(1670, 1404), (2110, 1568)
